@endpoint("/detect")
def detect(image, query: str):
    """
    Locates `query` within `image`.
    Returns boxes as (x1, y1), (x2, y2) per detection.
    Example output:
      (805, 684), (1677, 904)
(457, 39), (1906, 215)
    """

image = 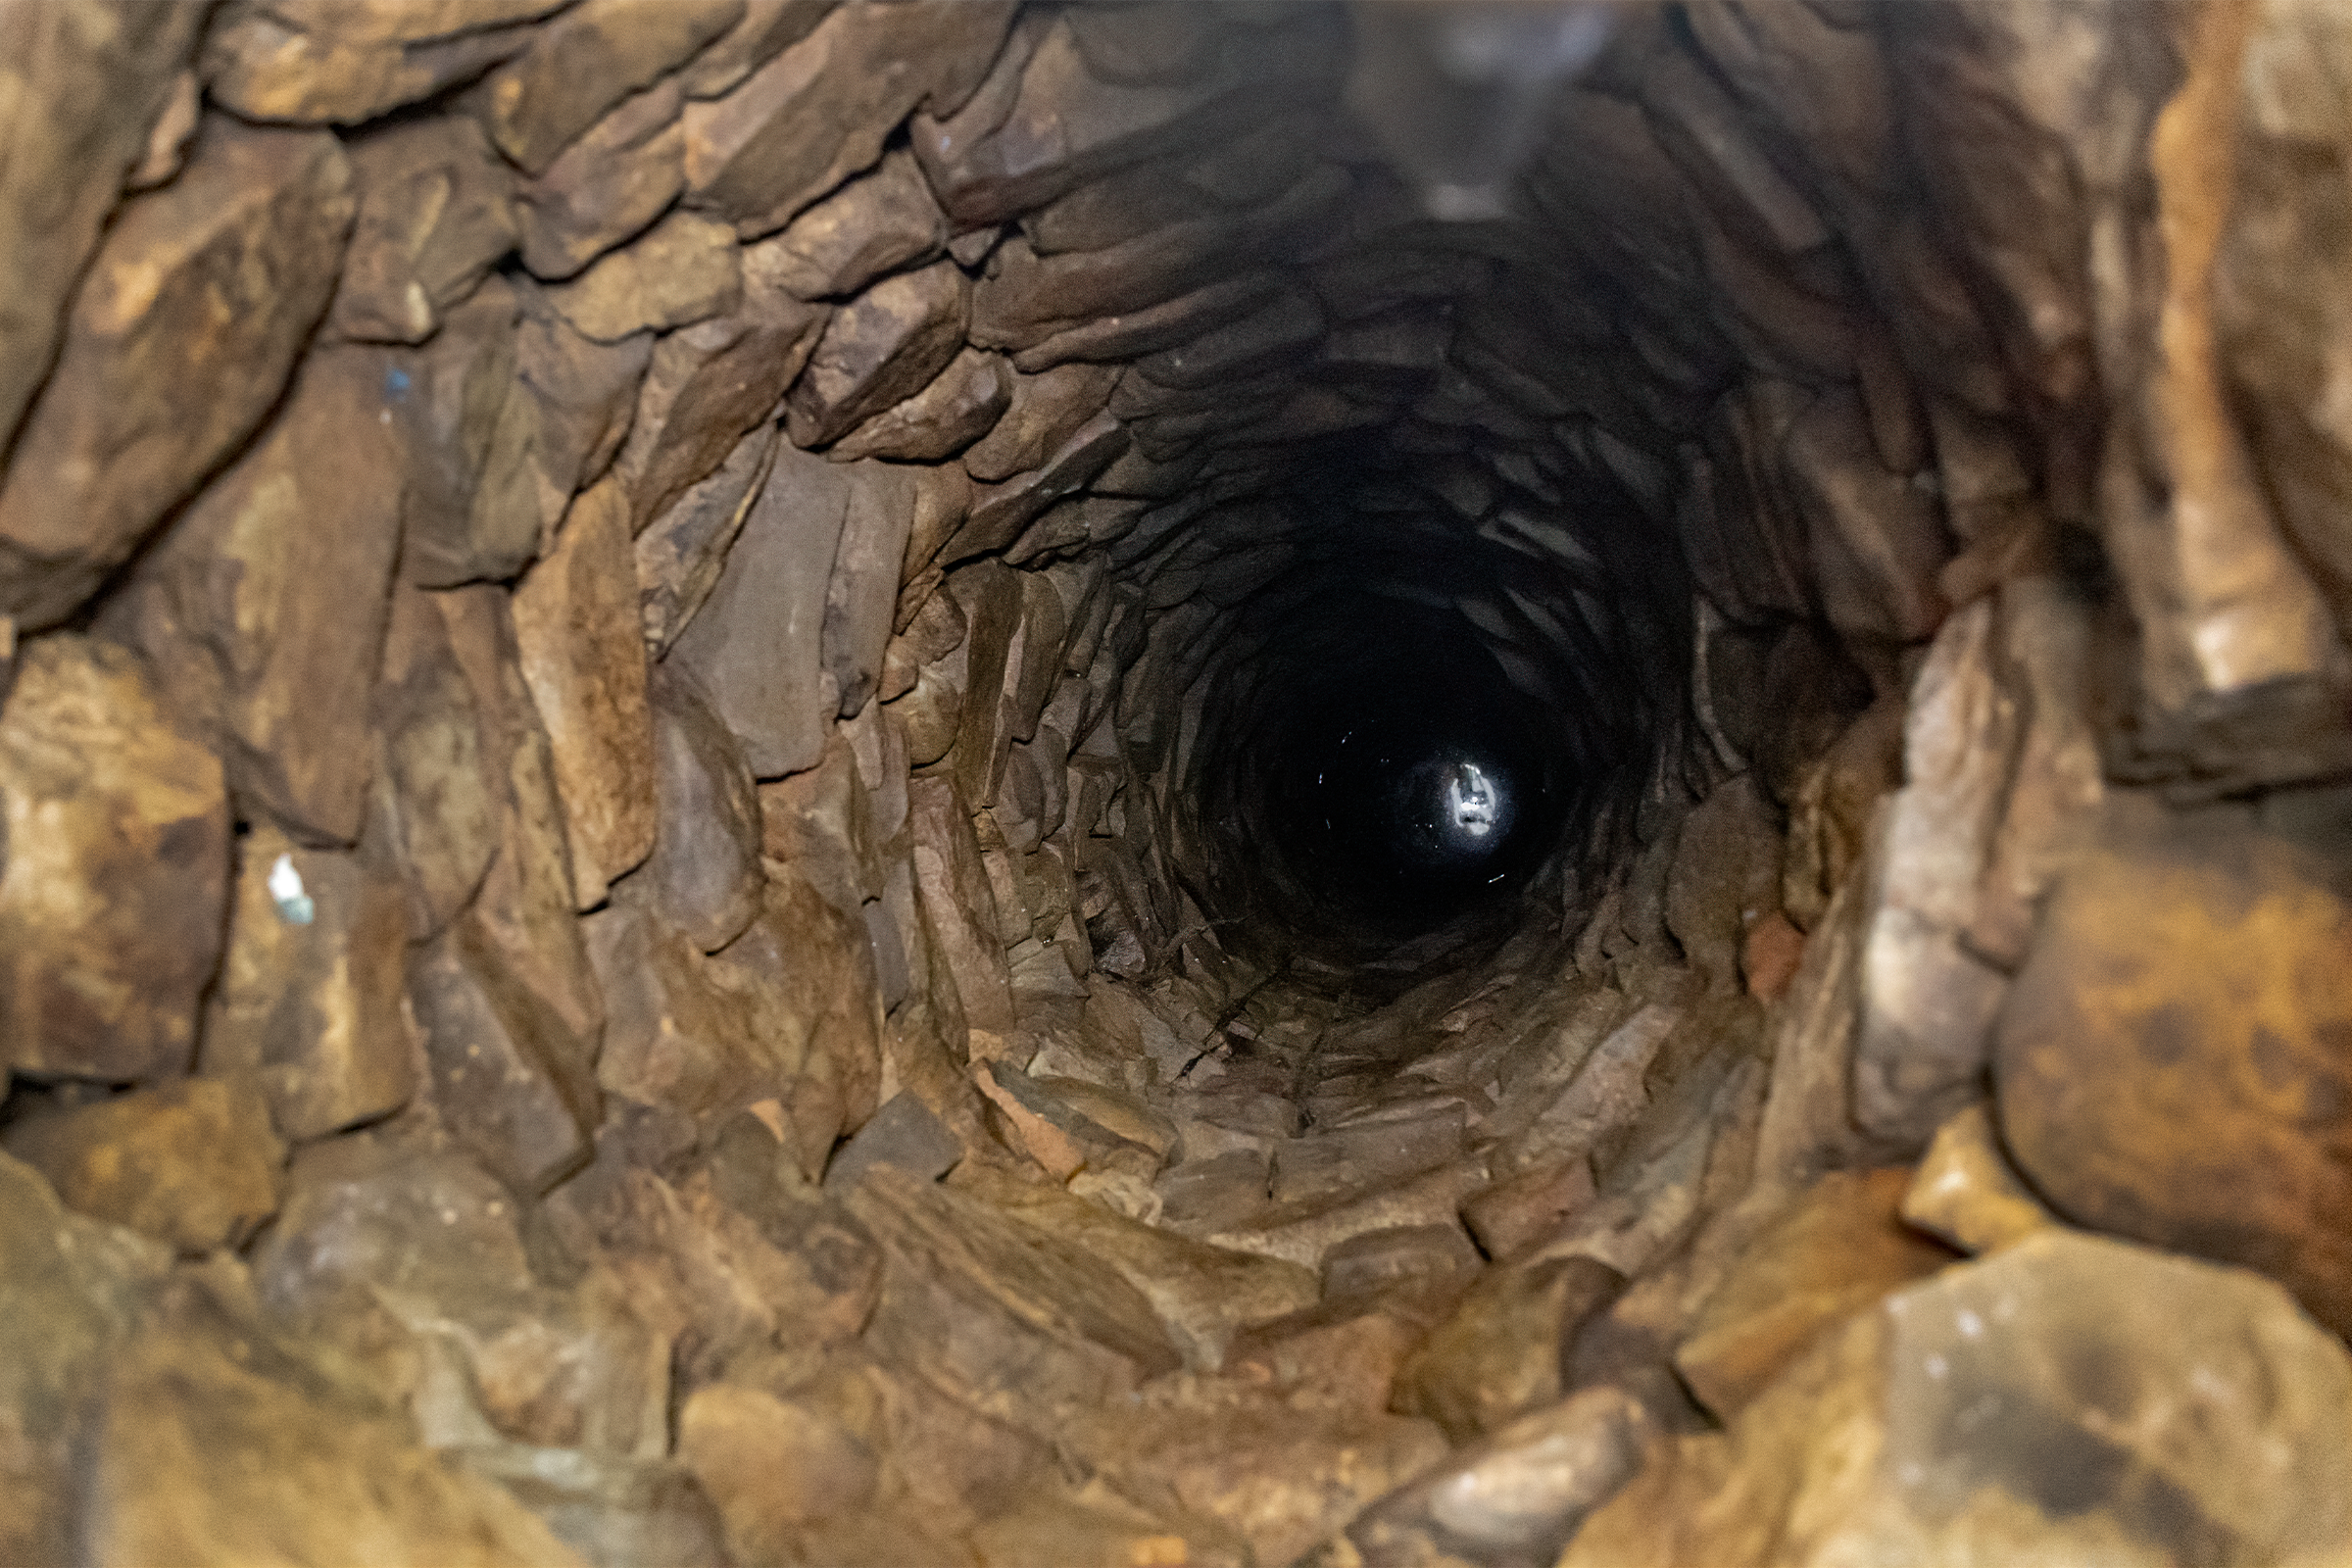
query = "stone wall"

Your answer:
(0, 2), (2347, 1563)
